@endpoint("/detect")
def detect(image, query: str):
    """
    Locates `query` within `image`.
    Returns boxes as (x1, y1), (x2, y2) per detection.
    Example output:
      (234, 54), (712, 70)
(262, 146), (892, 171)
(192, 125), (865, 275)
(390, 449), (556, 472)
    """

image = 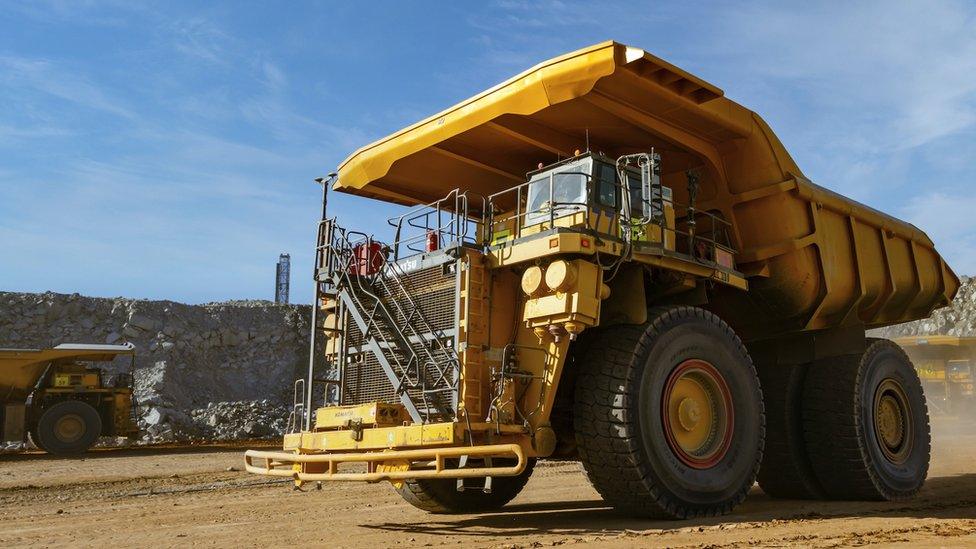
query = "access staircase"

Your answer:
(313, 220), (461, 424)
